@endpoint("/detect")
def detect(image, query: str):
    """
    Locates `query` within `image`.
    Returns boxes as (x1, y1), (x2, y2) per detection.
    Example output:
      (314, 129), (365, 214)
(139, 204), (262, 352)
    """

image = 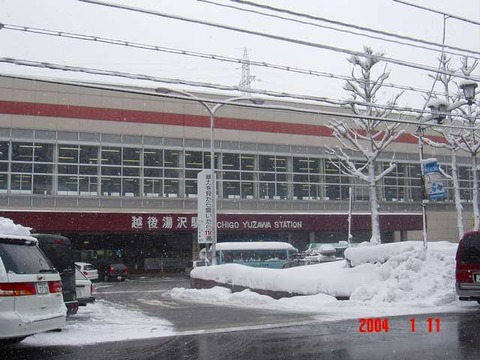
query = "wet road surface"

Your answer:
(3, 276), (480, 360)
